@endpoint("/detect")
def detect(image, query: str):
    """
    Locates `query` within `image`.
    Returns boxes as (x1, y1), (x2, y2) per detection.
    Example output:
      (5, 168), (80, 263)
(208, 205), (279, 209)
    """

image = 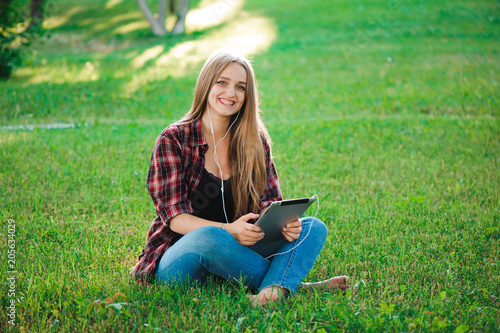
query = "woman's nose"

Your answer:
(224, 85), (235, 97)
